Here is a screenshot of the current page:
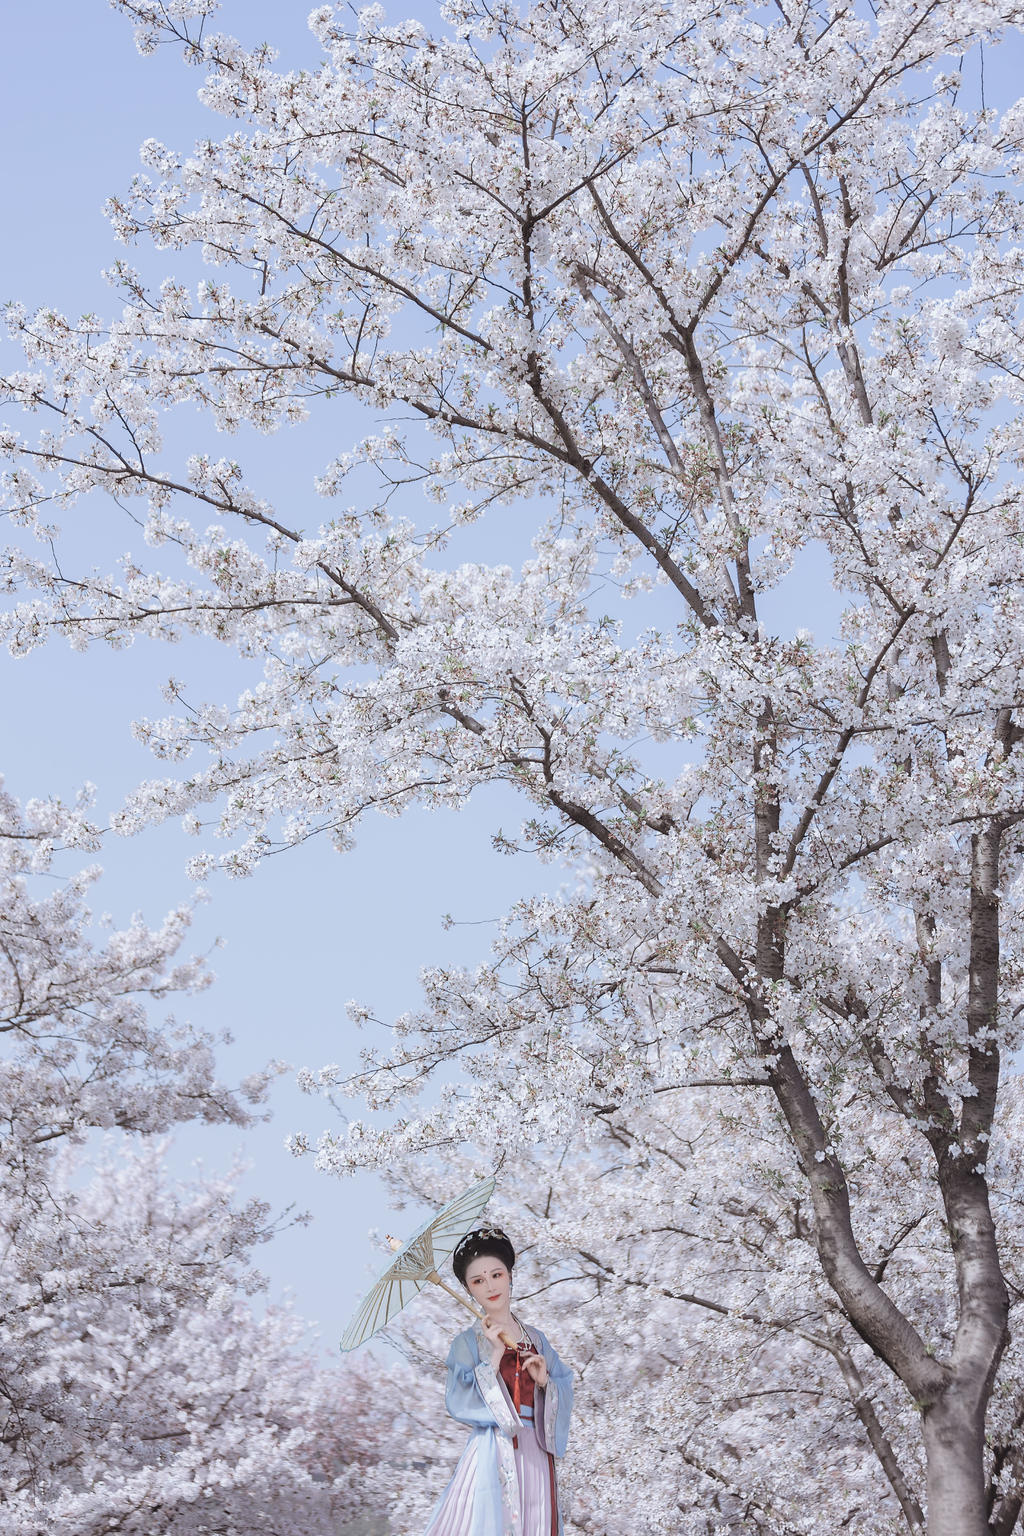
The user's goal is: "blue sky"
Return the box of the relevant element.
[0,0,543,1353]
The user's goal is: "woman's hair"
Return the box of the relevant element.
[452,1224,516,1286]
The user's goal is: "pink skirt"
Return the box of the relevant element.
[424,1419,557,1536]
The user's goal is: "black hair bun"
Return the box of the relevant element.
[452,1224,516,1285]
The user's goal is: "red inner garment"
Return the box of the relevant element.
[499,1345,536,1412]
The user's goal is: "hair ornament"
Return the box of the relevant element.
[452,1223,516,1285]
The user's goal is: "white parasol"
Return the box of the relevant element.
[340,1175,515,1351]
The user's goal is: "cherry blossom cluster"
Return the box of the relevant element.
[0,787,414,1531]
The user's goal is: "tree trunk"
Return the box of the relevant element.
[922,1394,988,1536]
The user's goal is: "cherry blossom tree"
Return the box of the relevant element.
[0,777,266,1165]
[0,787,409,1532]
[5,0,1024,1530]
[0,1132,424,1536]
[374,1089,1024,1534]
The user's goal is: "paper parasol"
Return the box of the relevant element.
[340,1175,511,1351]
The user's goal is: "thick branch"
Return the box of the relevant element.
[765,1040,946,1404]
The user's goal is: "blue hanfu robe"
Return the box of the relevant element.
[424,1318,573,1536]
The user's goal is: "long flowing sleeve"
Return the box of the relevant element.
[444,1329,520,1436]
[532,1330,573,1458]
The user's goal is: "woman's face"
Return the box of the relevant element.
[463,1254,511,1314]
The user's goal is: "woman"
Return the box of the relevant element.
[423,1225,572,1536]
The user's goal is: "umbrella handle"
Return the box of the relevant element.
[426,1270,518,1349]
